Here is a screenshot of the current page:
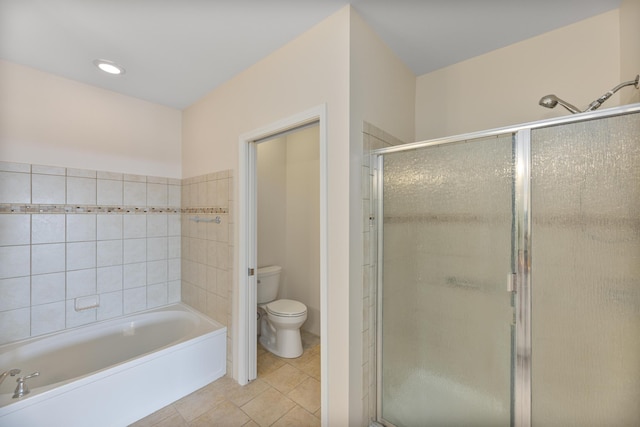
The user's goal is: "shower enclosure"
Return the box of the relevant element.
[372,105,640,427]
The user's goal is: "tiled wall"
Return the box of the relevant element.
[361,122,405,425]
[0,161,181,345]
[180,170,234,375]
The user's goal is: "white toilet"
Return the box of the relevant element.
[257,265,307,358]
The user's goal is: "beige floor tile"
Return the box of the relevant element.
[174,384,226,422]
[261,363,309,394]
[152,412,188,427]
[298,354,320,381]
[257,350,287,377]
[129,405,180,427]
[241,388,296,427]
[242,421,260,427]
[287,377,321,414]
[286,345,320,370]
[189,399,250,427]
[205,376,271,407]
[272,406,320,427]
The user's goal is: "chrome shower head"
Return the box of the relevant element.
[539,75,640,114]
[538,94,581,114]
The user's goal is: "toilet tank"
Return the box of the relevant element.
[257,265,281,304]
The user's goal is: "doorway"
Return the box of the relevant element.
[237,105,328,423]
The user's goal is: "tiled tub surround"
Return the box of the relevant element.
[181,170,234,375]
[0,161,182,345]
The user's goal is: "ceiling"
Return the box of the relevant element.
[0,0,621,110]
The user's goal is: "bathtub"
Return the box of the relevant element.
[0,303,226,427]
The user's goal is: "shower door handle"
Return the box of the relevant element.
[507,273,517,293]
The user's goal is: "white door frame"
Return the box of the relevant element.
[236,104,328,422]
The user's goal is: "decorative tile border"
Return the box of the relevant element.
[182,207,228,214]
[0,204,228,215]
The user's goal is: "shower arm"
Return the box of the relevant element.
[539,75,640,114]
[584,74,640,112]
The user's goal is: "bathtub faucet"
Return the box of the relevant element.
[0,369,20,386]
[13,371,39,398]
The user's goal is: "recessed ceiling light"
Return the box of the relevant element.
[93,59,126,75]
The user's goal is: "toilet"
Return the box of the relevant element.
[257,265,307,358]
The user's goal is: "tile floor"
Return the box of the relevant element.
[131,332,320,427]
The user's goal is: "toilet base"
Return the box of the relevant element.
[259,319,303,358]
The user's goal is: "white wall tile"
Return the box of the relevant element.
[0,276,30,311]
[97,265,123,293]
[124,287,146,314]
[168,185,181,207]
[67,177,96,205]
[97,214,122,240]
[0,161,30,173]
[168,258,181,281]
[31,272,66,305]
[123,262,146,289]
[97,291,123,321]
[168,280,181,303]
[217,178,229,207]
[123,215,146,238]
[31,243,65,275]
[66,241,96,270]
[146,215,167,237]
[32,164,65,175]
[97,179,123,205]
[124,174,146,183]
[147,283,167,308]
[66,299,96,328]
[32,214,65,244]
[0,171,31,204]
[123,238,147,264]
[168,236,181,259]
[31,301,65,336]
[0,308,30,344]
[167,214,181,236]
[97,240,122,267]
[147,183,168,206]
[147,176,167,185]
[32,174,66,204]
[124,181,146,205]
[97,171,123,180]
[66,214,96,242]
[147,237,167,261]
[0,215,30,246]
[66,268,96,298]
[147,260,168,285]
[67,168,96,178]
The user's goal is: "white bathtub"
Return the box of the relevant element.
[0,303,226,427]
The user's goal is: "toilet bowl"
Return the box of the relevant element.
[257,266,308,358]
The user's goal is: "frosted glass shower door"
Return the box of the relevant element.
[379,135,515,427]
[530,113,640,426]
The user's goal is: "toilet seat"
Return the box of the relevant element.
[266,299,307,317]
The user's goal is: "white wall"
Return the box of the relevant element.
[620,0,640,105]
[0,60,182,178]
[182,6,353,424]
[415,10,622,141]
[283,127,320,335]
[257,137,287,270]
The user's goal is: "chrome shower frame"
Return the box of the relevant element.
[371,103,640,427]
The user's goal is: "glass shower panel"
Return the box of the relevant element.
[380,135,514,427]
[531,113,640,426]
